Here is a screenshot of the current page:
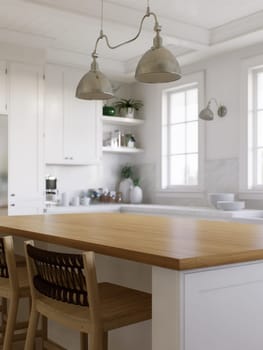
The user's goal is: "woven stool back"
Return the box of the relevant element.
[26,245,88,306]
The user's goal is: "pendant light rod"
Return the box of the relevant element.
[91,3,160,58]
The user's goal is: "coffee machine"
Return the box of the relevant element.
[45,176,58,204]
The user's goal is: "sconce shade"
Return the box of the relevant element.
[76,68,114,100]
[135,46,181,83]
[218,105,227,117]
[199,106,214,121]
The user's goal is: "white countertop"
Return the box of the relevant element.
[44,203,263,223]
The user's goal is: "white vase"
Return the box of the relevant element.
[130,186,143,204]
[121,107,134,118]
[119,178,133,203]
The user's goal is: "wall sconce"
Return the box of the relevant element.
[75,0,182,100]
[199,98,227,121]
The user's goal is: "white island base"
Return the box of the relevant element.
[153,261,263,350]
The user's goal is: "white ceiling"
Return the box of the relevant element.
[109,0,263,29]
[1,0,263,80]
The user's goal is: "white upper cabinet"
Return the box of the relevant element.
[0,61,8,115]
[44,65,102,165]
[8,62,44,215]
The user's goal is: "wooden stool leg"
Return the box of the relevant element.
[80,332,88,350]
[90,329,103,350]
[1,297,7,336]
[25,305,39,350]
[103,332,108,350]
[42,315,48,350]
[3,295,18,350]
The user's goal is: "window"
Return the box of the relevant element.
[161,78,203,191]
[247,67,263,189]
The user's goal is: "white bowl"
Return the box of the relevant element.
[208,193,235,208]
[216,201,245,211]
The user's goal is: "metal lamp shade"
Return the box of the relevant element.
[76,70,114,100]
[199,106,214,121]
[135,46,181,83]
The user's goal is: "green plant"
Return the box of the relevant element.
[121,165,133,179]
[133,178,140,186]
[113,99,143,111]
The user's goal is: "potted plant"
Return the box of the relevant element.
[119,165,134,203]
[113,98,143,118]
[130,178,143,204]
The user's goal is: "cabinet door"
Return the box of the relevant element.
[8,62,44,215]
[44,65,64,164]
[0,61,8,115]
[44,65,102,165]
[64,68,101,164]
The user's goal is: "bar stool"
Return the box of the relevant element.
[24,241,152,350]
[0,236,46,349]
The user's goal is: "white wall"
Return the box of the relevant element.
[132,42,263,207]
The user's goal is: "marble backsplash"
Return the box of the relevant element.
[140,158,244,207]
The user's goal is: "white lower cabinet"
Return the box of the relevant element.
[184,263,263,350]
[44,64,102,165]
[153,263,263,350]
[8,62,44,215]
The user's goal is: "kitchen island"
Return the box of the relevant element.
[1,212,263,350]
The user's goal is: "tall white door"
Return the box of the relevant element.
[8,62,44,215]
[0,61,8,115]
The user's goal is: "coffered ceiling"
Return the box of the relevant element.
[1,0,263,80]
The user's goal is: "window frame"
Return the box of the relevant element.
[159,71,205,194]
[240,56,263,198]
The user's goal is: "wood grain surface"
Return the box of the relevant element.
[0,213,263,270]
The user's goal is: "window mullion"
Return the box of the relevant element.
[253,71,258,187]
[167,94,171,187]
[184,91,187,184]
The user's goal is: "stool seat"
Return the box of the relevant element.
[35,282,151,333]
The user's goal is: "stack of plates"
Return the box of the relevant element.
[208,193,245,211]
[216,201,245,211]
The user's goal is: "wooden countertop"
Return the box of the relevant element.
[1,213,263,270]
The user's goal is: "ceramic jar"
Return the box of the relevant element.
[119,178,133,203]
[130,185,143,204]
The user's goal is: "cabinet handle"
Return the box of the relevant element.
[10,204,15,207]
[10,194,15,197]
[64,157,68,160]
[70,157,73,160]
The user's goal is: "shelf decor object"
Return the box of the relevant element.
[103,105,116,116]
[199,98,227,121]
[75,0,182,100]
[113,99,143,118]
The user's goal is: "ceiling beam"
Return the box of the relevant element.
[22,0,210,50]
[211,10,263,44]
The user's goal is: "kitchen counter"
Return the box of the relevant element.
[1,212,263,270]
[1,213,263,349]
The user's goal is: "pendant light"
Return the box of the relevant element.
[76,0,182,100]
